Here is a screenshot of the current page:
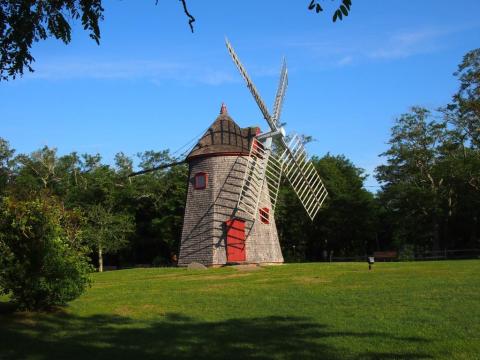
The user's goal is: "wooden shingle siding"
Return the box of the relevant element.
[178,113,284,267]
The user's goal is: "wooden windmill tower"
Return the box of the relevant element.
[132,39,328,267]
[177,39,328,266]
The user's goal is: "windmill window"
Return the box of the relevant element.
[194,172,208,190]
[259,207,270,224]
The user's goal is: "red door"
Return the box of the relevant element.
[225,219,246,262]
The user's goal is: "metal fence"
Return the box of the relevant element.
[413,248,480,261]
[330,249,480,262]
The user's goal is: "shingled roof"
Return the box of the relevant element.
[186,105,259,161]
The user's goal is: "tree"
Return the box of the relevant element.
[0,137,14,196]
[129,150,188,265]
[0,196,91,310]
[445,48,480,149]
[276,153,376,261]
[64,154,135,271]
[0,0,352,81]
[0,0,103,80]
[376,107,446,252]
[438,48,480,249]
[84,204,134,272]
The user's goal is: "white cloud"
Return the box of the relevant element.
[25,58,240,86]
[285,25,470,68]
[337,55,353,66]
[368,28,450,60]
[30,59,181,79]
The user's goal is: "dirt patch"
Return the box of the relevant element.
[198,273,252,281]
[142,304,156,310]
[233,264,263,272]
[293,276,331,285]
[114,305,135,317]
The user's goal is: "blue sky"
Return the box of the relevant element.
[1,0,479,190]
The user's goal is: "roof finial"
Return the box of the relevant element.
[220,102,228,115]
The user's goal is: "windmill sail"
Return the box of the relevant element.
[225,38,278,132]
[237,138,282,220]
[280,135,328,220]
[272,58,288,126]
[226,38,328,222]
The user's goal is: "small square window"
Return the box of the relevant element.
[194,172,207,190]
[259,207,270,224]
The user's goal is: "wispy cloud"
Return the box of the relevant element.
[286,25,470,68]
[368,28,451,60]
[25,58,240,86]
[336,55,353,67]
[30,59,182,79]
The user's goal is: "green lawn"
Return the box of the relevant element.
[1,261,479,359]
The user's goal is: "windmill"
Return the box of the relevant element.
[132,39,328,267]
[225,38,328,224]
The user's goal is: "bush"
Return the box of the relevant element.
[398,244,416,261]
[0,197,92,310]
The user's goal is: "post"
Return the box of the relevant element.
[368,256,374,270]
[98,247,103,273]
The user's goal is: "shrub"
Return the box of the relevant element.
[0,197,92,311]
[398,244,416,261]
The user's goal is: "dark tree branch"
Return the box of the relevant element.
[179,0,195,33]
[128,160,186,177]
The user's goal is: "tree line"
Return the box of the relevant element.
[0,48,478,310]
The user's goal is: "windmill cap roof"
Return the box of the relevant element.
[186,111,259,160]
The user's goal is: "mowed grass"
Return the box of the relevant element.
[1,261,479,359]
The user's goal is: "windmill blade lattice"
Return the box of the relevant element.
[226,38,328,222]
[272,58,288,126]
[225,38,278,131]
[237,138,283,220]
[280,135,328,220]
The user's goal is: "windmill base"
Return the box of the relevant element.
[178,155,284,267]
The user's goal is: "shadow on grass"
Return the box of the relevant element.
[0,301,432,360]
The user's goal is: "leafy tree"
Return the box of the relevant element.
[84,204,134,272]
[438,48,480,249]
[0,196,91,310]
[0,0,103,80]
[129,150,187,265]
[445,48,480,149]
[276,153,376,260]
[376,107,446,251]
[0,137,14,196]
[311,154,377,258]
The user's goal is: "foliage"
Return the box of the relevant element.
[398,244,415,261]
[0,0,104,80]
[128,150,188,265]
[0,197,92,310]
[276,154,377,259]
[376,49,480,252]
[0,138,14,195]
[376,108,446,251]
[308,0,352,22]
[84,204,134,272]
[2,143,188,270]
[446,48,480,148]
